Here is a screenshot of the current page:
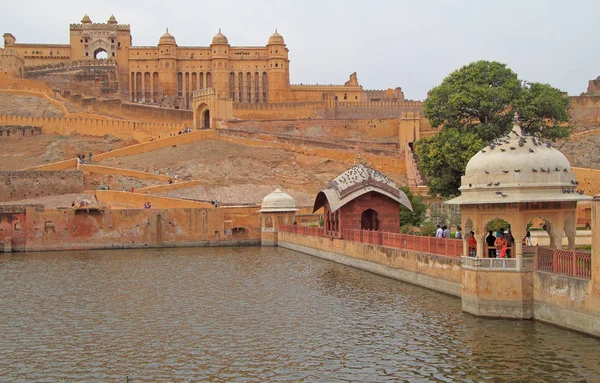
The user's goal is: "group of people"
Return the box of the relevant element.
[77,153,92,164]
[178,127,193,134]
[144,202,152,209]
[483,229,514,258]
[435,225,462,239]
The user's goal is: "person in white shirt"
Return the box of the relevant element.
[436,225,443,238]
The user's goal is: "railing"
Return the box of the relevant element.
[536,247,592,279]
[462,256,534,272]
[280,225,327,237]
[279,225,463,257]
[343,229,463,257]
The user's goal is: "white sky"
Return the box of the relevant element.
[2,0,599,100]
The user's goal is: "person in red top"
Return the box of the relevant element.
[468,231,477,257]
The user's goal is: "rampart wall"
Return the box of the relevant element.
[0,114,186,142]
[232,101,328,120]
[94,190,215,209]
[0,126,41,140]
[336,101,423,119]
[223,117,400,140]
[0,170,83,201]
[570,95,600,128]
[87,98,194,124]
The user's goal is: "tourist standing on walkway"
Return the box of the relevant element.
[442,225,451,239]
[495,234,508,258]
[468,232,477,257]
[525,230,532,246]
[436,225,443,238]
[455,227,462,239]
[486,230,496,258]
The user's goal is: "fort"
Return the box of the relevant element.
[0,15,600,339]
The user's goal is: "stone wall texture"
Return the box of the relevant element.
[0,170,84,202]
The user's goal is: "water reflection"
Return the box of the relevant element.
[0,247,598,382]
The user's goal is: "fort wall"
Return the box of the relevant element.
[570,95,600,128]
[0,170,84,201]
[0,125,41,140]
[95,190,215,209]
[87,98,194,124]
[336,101,423,119]
[232,101,327,120]
[223,117,400,140]
[0,114,186,142]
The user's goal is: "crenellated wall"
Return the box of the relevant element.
[0,114,186,141]
[336,101,423,119]
[0,170,84,201]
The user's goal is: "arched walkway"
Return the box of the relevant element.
[361,209,379,231]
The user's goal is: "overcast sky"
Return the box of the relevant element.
[2,0,599,100]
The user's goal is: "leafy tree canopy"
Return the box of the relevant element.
[399,186,427,229]
[417,60,572,197]
[415,129,485,197]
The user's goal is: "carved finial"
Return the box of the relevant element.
[219,28,221,33]
[275,28,278,33]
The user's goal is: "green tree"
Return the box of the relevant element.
[417,60,571,197]
[415,128,484,197]
[399,186,426,230]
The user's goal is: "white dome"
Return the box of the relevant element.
[259,188,298,212]
[448,118,591,205]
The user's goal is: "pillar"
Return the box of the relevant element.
[150,73,154,104]
[258,74,263,103]
[141,73,146,103]
[129,72,133,102]
[182,73,187,109]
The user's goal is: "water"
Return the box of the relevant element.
[0,247,599,383]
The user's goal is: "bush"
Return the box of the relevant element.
[420,222,437,237]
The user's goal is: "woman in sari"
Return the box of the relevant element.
[494,234,508,258]
[468,231,477,257]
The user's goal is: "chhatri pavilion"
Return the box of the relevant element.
[447,115,592,259]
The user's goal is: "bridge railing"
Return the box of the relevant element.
[279,225,463,257]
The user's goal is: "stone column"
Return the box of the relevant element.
[188,73,193,109]
[141,73,146,103]
[129,72,133,102]
[133,72,137,102]
[258,75,263,103]
[564,211,576,250]
[150,73,154,104]
[182,73,187,109]
[476,230,485,258]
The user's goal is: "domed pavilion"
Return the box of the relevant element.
[447,115,592,258]
[313,163,412,236]
[259,188,298,246]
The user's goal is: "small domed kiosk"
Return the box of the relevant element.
[259,188,298,246]
[446,115,592,319]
